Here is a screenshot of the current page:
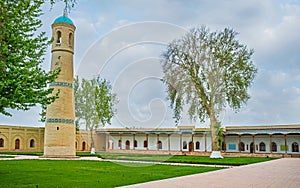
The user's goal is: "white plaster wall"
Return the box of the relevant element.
[254,135,270,153]
[205,135,212,152]
[108,134,118,150]
[287,135,300,154]
[225,136,238,152]
[122,135,134,150]
[271,135,284,153]
[241,136,252,152]
[181,134,192,151]
[193,135,202,151]
[170,134,180,151]
[134,134,146,150]
[148,134,157,150]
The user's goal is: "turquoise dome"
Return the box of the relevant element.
[53,16,74,25]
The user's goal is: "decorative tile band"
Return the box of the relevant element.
[46,118,74,125]
[49,82,73,88]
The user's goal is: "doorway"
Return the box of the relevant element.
[250,142,254,153]
[15,139,20,150]
[189,141,194,152]
[125,140,130,150]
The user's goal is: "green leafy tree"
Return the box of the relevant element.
[0,0,77,117]
[161,26,257,157]
[0,0,60,116]
[75,76,117,153]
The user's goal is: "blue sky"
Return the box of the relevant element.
[1,0,300,128]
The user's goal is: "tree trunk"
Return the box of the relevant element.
[90,128,95,154]
[209,114,220,151]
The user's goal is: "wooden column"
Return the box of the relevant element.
[133,134,135,150]
[252,134,255,153]
[146,134,148,150]
[120,133,122,150]
[180,134,182,152]
[204,133,207,152]
[270,134,272,154]
[284,134,287,154]
[239,134,241,152]
[191,134,194,152]
[168,134,170,152]
[157,134,159,150]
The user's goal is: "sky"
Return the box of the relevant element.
[1,0,300,129]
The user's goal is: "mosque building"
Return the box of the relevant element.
[0,14,299,157]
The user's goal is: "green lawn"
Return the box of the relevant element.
[0,151,277,166]
[0,156,14,158]
[166,155,276,165]
[0,152,43,156]
[0,160,222,188]
[95,152,277,166]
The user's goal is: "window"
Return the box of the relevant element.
[259,142,266,151]
[134,140,138,147]
[30,139,35,148]
[56,31,62,43]
[239,142,245,151]
[125,140,130,150]
[183,141,187,149]
[82,141,86,151]
[228,144,236,150]
[69,32,73,46]
[271,142,277,152]
[195,141,200,150]
[292,142,299,152]
[15,139,20,149]
[157,141,162,150]
[144,140,148,148]
[0,138,4,147]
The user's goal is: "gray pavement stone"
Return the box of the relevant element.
[120,158,300,188]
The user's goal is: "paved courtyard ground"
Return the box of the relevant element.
[120,158,300,188]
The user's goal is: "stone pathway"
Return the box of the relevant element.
[120,158,300,188]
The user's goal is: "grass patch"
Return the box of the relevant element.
[0,152,43,156]
[0,156,14,158]
[0,160,222,187]
[0,151,277,166]
[98,152,171,162]
[97,152,277,166]
[166,155,276,166]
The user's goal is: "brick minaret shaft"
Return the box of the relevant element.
[44,16,76,157]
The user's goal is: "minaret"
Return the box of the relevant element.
[43,13,76,157]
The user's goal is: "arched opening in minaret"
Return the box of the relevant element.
[69,32,73,47]
[56,31,62,43]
